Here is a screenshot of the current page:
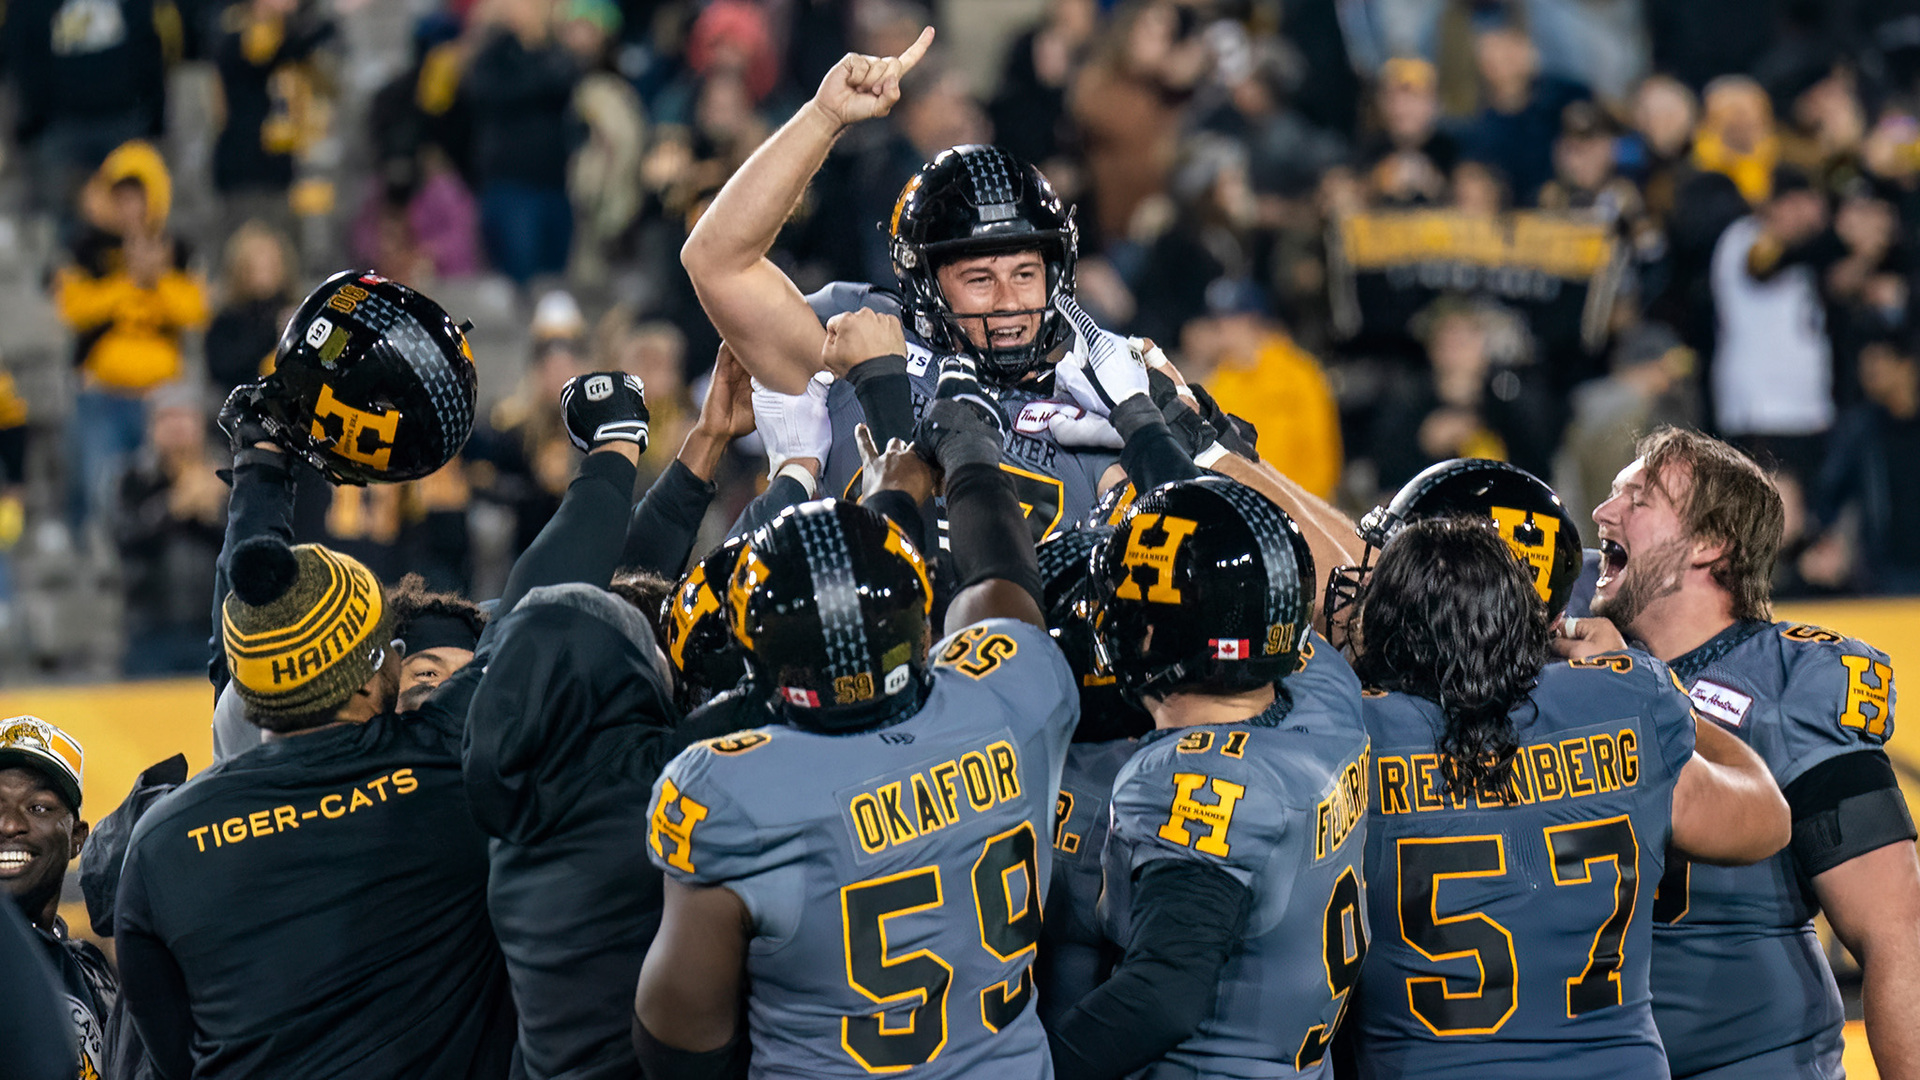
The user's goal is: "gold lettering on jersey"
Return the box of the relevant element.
[842,739,1024,856]
[1841,655,1895,738]
[311,383,400,470]
[1487,505,1559,601]
[1158,773,1246,857]
[1562,739,1597,796]
[1315,751,1370,861]
[649,777,709,873]
[1378,757,1412,815]
[1781,623,1845,644]
[911,773,947,834]
[1375,726,1643,815]
[184,768,420,852]
[850,795,888,854]
[1176,730,1214,754]
[1115,513,1201,604]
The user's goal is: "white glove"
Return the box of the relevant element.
[1045,404,1125,449]
[1053,293,1149,417]
[752,373,834,482]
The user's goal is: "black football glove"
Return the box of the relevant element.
[912,354,1007,471]
[561,372,650,453]
[217,382,292,468]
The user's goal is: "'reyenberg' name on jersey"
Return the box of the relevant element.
[1376,721,1642,815]
[184,768,421,852]
[839,733,1024,859]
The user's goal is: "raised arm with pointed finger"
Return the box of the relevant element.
[680,27,934,395]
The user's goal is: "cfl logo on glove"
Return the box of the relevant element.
[585,375,614,401]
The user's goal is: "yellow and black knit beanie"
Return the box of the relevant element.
[222,538,393,724]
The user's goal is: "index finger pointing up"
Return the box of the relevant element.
[897,26,935,71]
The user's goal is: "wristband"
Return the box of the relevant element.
[774,461,819,498]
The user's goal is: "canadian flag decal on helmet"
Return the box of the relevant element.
[1211,639,1250,660]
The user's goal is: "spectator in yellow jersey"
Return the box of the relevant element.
[0,363,25,619]
[1177,280,1342,499]
[53,140,208,532]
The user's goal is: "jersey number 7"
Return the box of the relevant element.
[839,823,1042,1072]
[1398,816,1639,1035]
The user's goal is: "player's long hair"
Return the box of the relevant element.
[1353,515,1552,797]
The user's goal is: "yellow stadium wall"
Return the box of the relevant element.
[3,598,1917,1075]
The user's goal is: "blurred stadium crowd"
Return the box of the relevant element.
[4,0,1920,680]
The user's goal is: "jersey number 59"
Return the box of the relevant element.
[839,823,1042,1072]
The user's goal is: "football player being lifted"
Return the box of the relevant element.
[1048,476,1370,1080]
[1347,514,1786,1079]
[677,26,1359,575]
[1579,428,1920,1080]
[634,358,1079,1078]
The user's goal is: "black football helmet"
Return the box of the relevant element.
[1090,480,1137,528]
[889,144,1078,381]
[664,536,751,707]
[1089,477,1313,699]
[727,500,934,731]
[1037,525,1151,742]
[254,270,477,484]
[1324,459,1582,645]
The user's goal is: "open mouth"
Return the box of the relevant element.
[987,323,1030,348]
[0,850,35,875]
[1597,538,1629,589]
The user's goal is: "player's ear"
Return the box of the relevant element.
[1689,534,1729,571]
[69,818,89,858]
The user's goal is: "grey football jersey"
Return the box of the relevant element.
[1651,619,1897,1079]
[1099,664,1371,1079]
[647,618,1078,1079]
[1039,737,1134,1028]
[807,281,1119,543]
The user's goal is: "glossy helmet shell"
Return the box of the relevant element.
[1090,476,1313,698]
[664,535,752,703]
[262,270,477,484]
[1348,458,1582,617]
[1037,524,1150,741]
[726,500,934,730]
[889,144,1078,381]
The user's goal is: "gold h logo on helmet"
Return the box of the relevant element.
[1116,513,1200,604]
[670,565,722,669]
[1486,505,1559,602]
[311,384,401,471]
[728,544,771,650]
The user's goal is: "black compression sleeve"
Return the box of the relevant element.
[847,354,915,445]
[1110,395,1202,491]
[622,459,718,575]
[1049,859,1251,1080]
[861,489,928,552]
[943,462,1043,605]
[493,450,637,628]
[631,1013,747,1080]
[209,450,298,692]
[1785,750,1918,876]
